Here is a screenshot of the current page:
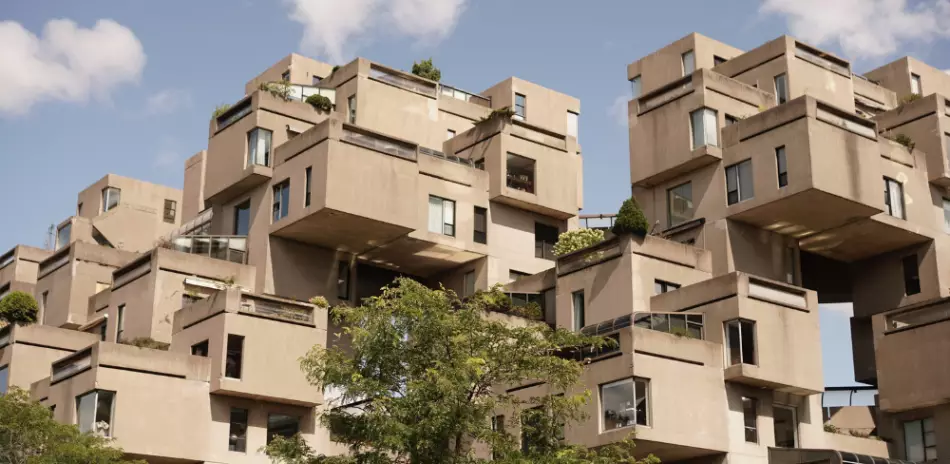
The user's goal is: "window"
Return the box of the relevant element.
[944,198,950,233]
[312,75,321,85]
[474,206,487,244]
[77,202,83,216]
[682,50,695,75]
[247,128,273,167]
[229,408,248,452]
[233,201,251,235]
[630,75,642,99]
[534,223,559,260]
[281,70,290,81]
[491,415,505,460]
[600,378,649,430]
[742,397,758,443]
[98,322,107,342]
[690,107,718,149]
[903,417,937,462]
[885,177,905,219]
[116,304,125,342]
[446,129,456,140]
[514,93,526,120]
[945,133,950,170]
[903,254,921,295]
[774,73,788,104]
[773,405,798,448]
[267,414,300,444]
[0,366,8,395]
[272,181,290,222]
[56,223,71,250]
[572,290,585,332]
[101,187,121,213]
[714,55,727,66]
[348,95,357,123]
[40,291,48,325]
[225,334,244,379]
[506,153,535,194]
[654,280,681,295]
[428,196,456,236]
[725,114,739,126]
[463,271,475,297]
[911,73,922,96]
[567,111,579,138]
[776,146,788,187]
[337,261,350,300]
[191,340,209,357]
[305,167,312,207]
[725,319,756,365]
[163,200,177,223]
[509,270,529,282]
[785,247,797,284]
[725,160,754,205]
[667,182,693,227]
[76,390,115,436]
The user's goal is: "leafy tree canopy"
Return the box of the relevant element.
[411,58,441,82]
[553,229,605,257]
[0,291,38,326]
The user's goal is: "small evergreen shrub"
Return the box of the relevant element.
[411,58,441,81]
[309,296,329,308]
[612,198,649,237]
[552,229,605,257]
[212,103,231,119]
[305,94,332,112]
[120,337,170,351]
[0,291,38,325]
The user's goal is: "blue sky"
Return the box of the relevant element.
[2,0,949,387]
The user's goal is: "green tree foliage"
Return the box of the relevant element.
[211,103,231,119]
[306,94,333,112]
[552,229,605,257]
[264,278,658,464]
[411,58,441,82]
[612,198,649,237]
[0,387,145,464]
[0,291,38,326]
[120,337,170,351]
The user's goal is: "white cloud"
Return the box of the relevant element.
[0,19,146,116]
[607,93,632,128]
[286,0,467,63]
[145,89,192,115]
[761,0,950,60]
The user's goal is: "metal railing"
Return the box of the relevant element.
[418,147,483,169]
[239,296,314,324]
[368,66,438,98]
[167,236,247,264]
[439,84,491,107]
[342,128,417,161]
[558,333,621,362]
[285,84,336,105]
[634,312,704,339]
[579,214,617,230]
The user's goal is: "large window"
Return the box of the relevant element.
[774,405,798,448]
[567,111,579,138]
[514,93,526,121]
[229,408,248,452]
[726,160,754,205]
[337,261,350,300]
[725,319,756,365]
[102,187,121,213]
[903,254,921,295]
[116,304,125,342]
[56,223,71,250]
[742,397,758,443]
[474,206,487,244]
[774,73,788,104]
[463,271,476,297]
[535,223,559,260]
[506,153,535,194]
[667,182,693,227]
[682,50,695,75]
[272,181,290,222]
[654,280,680,295]
[630,75,642,99]
[348,95,357,123]
[163,199,177,223]
[247,128,273,167]
[776,146,788,187]
[76,390,115,436]
[225,334,244,379]
[903,417,937,462]
[690,108,718,149]
[234,200,251,235]
[0,366,8,395]
[600,378,649,430]
[911,73,922,96]
[885,177,905,219]
[305,167,312,207]
[571,290,585,332]
[428,196,456,236]
[267,414,300,444]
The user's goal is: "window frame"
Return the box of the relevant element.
[56,223,72,250]
[348,95,357,123]
[567,110,579,138]
[337,261,350,300]
[776,146,788,187]
[267,413,301,445]
[247,128,273,168]
[101,187,121,213]
[116,304,125,342]
[773,404,799,448]
[943,198,950,233]
[742,396,758,443]
[191,340,209,357]
[272,181,290,223]
[682,50,695,75]
[690,107,719,149]
[725,159,754,205]
[724,318,757,366]
[428,195,456,237]
[534,222,559,260]
[666,181,693,227]
[571,290,585,332]
[229,407,249,452]
[725,114,738,126]
[599,377,650,431]
[225,334,244,379]
[305,167,312,207]
[0,365,8,395]
[514,93,527,121]
[75,389,116,436]
[473,206,487,244]
[654,280,681,295]
[506,152,536,194]
[774,73,789,104]
[902,254,921,296]
[714,55,728,66]
[884,176,905,219]
[233,200,251,236]
[903,417,937,461]
[911,73,922,96]
[163,199,177,224]
[630,75,642,99]
[463,270,476,297]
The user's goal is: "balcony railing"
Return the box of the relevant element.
[239,296,314,324]
[368,66,438,98]
[794,42,850,76]
[638,76,694,113]
[172,208,213,237]
[51,348,93,383]
[342,127,417,161]
[419,147,483,169]
[215,97,252,132]
[581,315,632,336]
[558,333,622,362]
[167,236,247,264]
[556,238,623,276]
[439,84,491,108]
[634,312,705,339]
[285,84,336,105]
[885,303,950,332]
[579,214,617,230]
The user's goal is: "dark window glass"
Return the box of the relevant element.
[273,181,290,222]
[225,334,244,379]
[726,319,756,365]
[191,340,209,357]
[163,199,177,223]
[267,414,300,444]
[305,167,312,207]
[743,397,758,443]
[474,206,487,244]
[229,408,248,452]
[233,201,251,236]
[337,261,350,300]
[903,254,921,295]
[776,146,788,187]
[535,223,559,260]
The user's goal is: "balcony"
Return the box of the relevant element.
[875,94,950,187]
[0,245,50,297]
[165,235,248,264]
[0,324,98,391]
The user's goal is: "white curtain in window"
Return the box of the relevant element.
[682,51,695,75]
[77,392,96,433]
[703,108,718,147]
[738,160,754,201]
[888,179,904,218]
[428,196,442,233]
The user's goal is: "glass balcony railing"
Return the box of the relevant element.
[167,236,247,264]
[368,66,437,98]
[51,348,93,383]
[439,84,491,108]
[342,128,417,161]
[285,84,336,105]
[239,296,314,324]
[634,312,705,339]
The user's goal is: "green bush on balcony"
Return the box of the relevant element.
[612,197,649,237]
[305,94,332,112]
[120,337,170,351]
[260,81,293,100]
[0,291,38,326]
[411,58,441,82]
[552,228,605,257]
[309,296,329,309]
[211,103,231,119]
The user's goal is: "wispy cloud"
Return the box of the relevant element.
[761,0,950,60]
[0,19,146,116]
[152,138,183,169]
[607,92,632,128]
[145,89,192,115]
[286,0,468,63]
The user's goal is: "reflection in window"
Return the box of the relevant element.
[56,223,71,250]
[903,417,937,461]
[267,414,300,444]
[726,160,754,205]
[428,196,456,236]
[102,187,121,213]
[247,128,273,167]
[514,93,526,121]
[506,153,535,194]
[725,319,756,365]
[229,408,248,452]
[600,377,649,430]
[76,390,115,436]
[667,182,692,227]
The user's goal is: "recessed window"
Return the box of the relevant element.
[726,160,754,205]
[0,366,8,395]
[654,280,681,295]
[725,114,739,126]
[446,129,456,140]
[281,70,290,82]
[272,181,290,222]
[76,390,115,436]
[267,414,300,444]
[506,153,535,194]
[774,73,789,104]
[690,107,718,149]
[567,111,579,138]
[520,406,561,453]
[347,95,357,123]
[630,75,642,99]
[225,334,244,379]
[337,261,350,300]
[233,200,251,236]
[56,223,71,250]
[77,202,83,216]
[903,254,921,295]
[229,408,249,452]
[534,223,559,260]
[884,177,905,219]
[572,290,585,332]
[903,417,937,461]
[40,291,48,325]
[682,50,695,75]
[474,206,487,244]
[773,405,798,448]
[776,146,788,187]
[305,167,312,207]
[116,304,125,342]
[191,340,209,357]
[742,397,758,443]
[714,55,727,66]
[102,187,121,213]
[163,199,177,223]
[725,319,756,365]
[667,182,693,227]
[600,377,649,430]
[911,73,922,96]
[491,415,505,460]
[514,93,526,121]
[463,271,475,297]
[247,128,273,167]
[427,196,456,236]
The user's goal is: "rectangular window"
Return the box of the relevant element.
[491,415,505,460]
[630,75,642,99]
[229,408,248,452]
[56,223,71,250]
[572,290,585,332]
[281,70,290,81]
[600,377,649,430]
[77,203,83,216]
[247,128,273,167]
[667,182,693,227]
[348,95,356,123]
[682,50,695,75]
[567,111,579,138]
[514,93,526,120]
[233,200,251,236]
[474,206,487,244]
[725,114,738,126]
[225,334,244,379]
[725,319,756,365]
[944,133,950,170]
[191,340,209,357]
[76,390,115,436]
[337,261,350,300]
[272,181,290,222]
[774,405,798,448]
[98,322,107,342]
[690,108,718,149]
[903,254,921,295]
[446,129,456,140]
[116,304,125,342]
[714,55,727,66]
[427,196,456,236]
[943,198,950,233]
[463,271,476,297]
[40,291,48,325]
[506,153,535,194]
[903,417,937,461]
[774,73,789,104]
[911,73,922,95]
[885,177,905,219]
[654,280,681,295]
[743,397,758,443]
[726,159,754,205]
[267,414,300,444]
[534,223,559,260]
[776,146,788,187]
[312,75,321,85]
[0,366,8,395]
[305,167,312,207]
[785,247,797,284]
[102,187,121,213]
[163,200,177,223]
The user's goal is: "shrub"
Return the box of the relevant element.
[612,198,649,237]
[552,229,605,257]
[260,81,293,100]
[411,58,441,82]
[824,423,840,433]
[477,106,516,124]
[0,291,38,326]
[900,93,922,105]
[120,337,170,351]
[211,103,231,119]
[305,94,332,112]
[309,296,329,308]
[894,133,915,152]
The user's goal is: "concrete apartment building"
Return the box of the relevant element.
[0,31,948,464]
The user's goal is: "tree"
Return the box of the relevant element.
[264,278,658,464]
[411,58,441,82]
[0,291,38,326]
[612,198,649,237]
[0,387,146,464]
[552,229,605,257]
